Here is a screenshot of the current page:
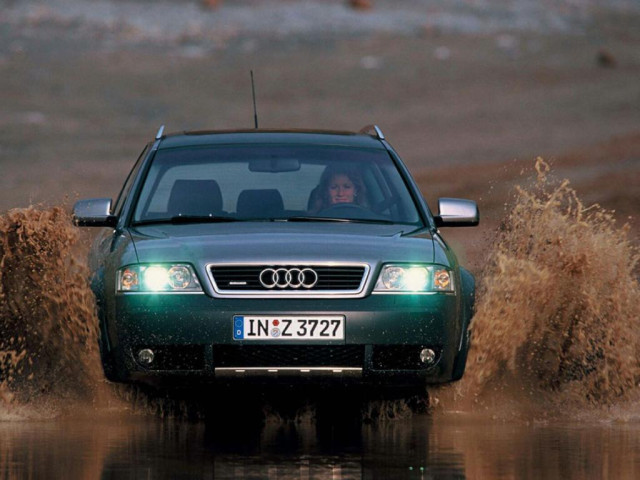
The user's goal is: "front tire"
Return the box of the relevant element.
[451,267,475,381]
[98,335,120,382]
[451,329,471,381]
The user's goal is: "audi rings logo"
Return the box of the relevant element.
[259,267,318,289]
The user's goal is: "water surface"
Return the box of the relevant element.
[2,412,639,479]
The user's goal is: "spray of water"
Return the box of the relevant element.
[450,158,640,412]
[0,206,103,415]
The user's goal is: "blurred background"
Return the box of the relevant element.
[1,1,639,270]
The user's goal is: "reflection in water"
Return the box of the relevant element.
[1,413,640,479]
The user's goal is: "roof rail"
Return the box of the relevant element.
[358,124,385,140]
[155,125,165,140]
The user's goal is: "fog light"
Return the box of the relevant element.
[138,348,155,366]
[419,348,436,366]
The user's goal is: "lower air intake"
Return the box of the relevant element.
[213,345,364,368]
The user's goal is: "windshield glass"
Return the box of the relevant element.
[132,144,423,225]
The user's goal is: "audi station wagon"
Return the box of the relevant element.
[74,125,479,387]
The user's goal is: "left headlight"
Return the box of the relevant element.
[117,264,202,293]
[374,264,455,293]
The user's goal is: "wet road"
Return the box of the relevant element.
[2,411,639,479]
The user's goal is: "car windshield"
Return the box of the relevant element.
[132,144,423,225]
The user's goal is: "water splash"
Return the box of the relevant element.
[0,206,103,415]
[450,158,640,413]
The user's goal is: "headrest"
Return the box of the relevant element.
[237,189,284,218]
[168,179,223,216]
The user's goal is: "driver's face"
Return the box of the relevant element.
[329,174,356,205]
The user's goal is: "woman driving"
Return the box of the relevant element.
[309,166,368,213]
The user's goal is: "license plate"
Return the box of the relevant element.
[233,315,345,340]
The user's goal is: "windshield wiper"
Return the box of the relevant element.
[133,215,396,226]
[133,215,239,226]
[283,216,395,225]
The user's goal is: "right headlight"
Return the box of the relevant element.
[374,264,455,293]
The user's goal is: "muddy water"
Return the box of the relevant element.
[2,413,640,479]
[452,159,640,413]
[0,161,638,478]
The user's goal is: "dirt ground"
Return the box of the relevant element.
[1,1,639,275]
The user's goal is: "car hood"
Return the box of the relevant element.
[128,222,436,266]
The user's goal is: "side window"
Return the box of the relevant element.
[113,145,149,216]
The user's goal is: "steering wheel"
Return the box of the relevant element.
[317,203,370,215]
[373,196,399,214]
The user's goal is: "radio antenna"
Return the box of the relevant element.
[250,70,259,129]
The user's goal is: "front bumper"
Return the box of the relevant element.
[105,292,464,386]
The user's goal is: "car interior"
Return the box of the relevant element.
[167,179,223,217]
[236,189,285,218]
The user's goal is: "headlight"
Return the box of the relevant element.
[374,264,454,293]
[117,264,202,292]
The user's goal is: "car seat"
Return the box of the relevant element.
[167,179,223,217]
[236,189,284,218]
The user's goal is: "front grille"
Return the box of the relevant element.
[213,345,364,368]
[209,265,367,292]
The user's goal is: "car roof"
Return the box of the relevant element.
[157,129,387,150]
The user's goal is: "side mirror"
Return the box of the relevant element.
[73,198,117,227]
[434,198,479,227]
